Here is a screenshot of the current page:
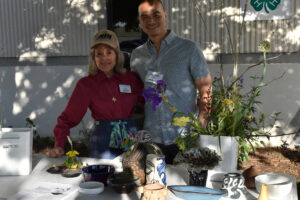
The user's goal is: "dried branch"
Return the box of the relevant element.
[193,0,207,31]
[250,131,300,138]
[230,53,284,88]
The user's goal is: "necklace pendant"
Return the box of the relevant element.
[112,97,117,102]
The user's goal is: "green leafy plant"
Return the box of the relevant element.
[143,41,280,162]
[175,41,280,162]
[63,136,83,169]
[25,117,37,137]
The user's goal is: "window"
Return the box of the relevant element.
[107,0,142,39]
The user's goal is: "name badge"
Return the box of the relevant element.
[145,71,164,84]
[119,84,132,93]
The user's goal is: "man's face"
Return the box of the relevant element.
[138,1,167,39]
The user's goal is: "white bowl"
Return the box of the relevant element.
[79,181,104,195]
[255,173,293,198]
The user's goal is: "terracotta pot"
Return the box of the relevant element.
[242,165,261,189]
[137,183,170,200]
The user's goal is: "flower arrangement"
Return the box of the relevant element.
[143,40,280,162]
[173,147,222,173]
[62,136,83,169]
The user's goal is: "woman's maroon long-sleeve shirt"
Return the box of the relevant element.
[54,70,144,148]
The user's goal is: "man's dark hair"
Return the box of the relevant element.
[138,0,165,10]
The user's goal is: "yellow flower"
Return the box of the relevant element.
[71,164,78,169]
[173,116,190,127]
[222,98,235,112]
[52,164,56,168]
[162,96,168,103]
[123,138,128,145]
[247,115,252,121]
[170,106,177,112]
[66,150,79,157]
[222,99,234,105]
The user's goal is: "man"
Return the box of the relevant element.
[130,0,212,164]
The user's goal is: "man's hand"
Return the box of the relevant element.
[195,74,212,127]
[47,146,64,158]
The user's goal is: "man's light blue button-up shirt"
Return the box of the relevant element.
[130,31,209,145]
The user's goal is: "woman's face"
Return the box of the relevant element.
[94,44,117,77]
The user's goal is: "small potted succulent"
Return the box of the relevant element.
[173,147,222,186]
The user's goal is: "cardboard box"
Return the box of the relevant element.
[0,128,33,175]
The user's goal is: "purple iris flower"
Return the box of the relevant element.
[142,80,167,111]
[142,87,162,111]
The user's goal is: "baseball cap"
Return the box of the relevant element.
[91,30,120,50]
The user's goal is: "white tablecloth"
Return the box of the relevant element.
[0,154,297,200]
[0,154,187,200]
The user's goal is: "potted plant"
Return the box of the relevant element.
[173,147,222,186]
[143,41,280,171]
[61,136,84,177]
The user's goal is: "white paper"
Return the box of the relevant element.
[7,182,78,200]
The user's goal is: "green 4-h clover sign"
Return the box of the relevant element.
[250,0,281,13]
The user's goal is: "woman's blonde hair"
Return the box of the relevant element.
[88,46,125,76]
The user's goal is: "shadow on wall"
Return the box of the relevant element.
[0,65,93,138]
[1,0,104,59]
[289,107,300,141]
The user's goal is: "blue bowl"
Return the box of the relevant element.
[82,165,114,185]
[168,185,227,200]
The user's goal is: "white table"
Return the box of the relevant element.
[0,154,187,200]
[0,154,297,200]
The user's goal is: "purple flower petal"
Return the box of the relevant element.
[157,80,166,92]
[143,87,162,111]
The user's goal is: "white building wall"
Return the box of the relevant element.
[0,0,106,57]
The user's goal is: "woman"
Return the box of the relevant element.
[48,30,144,159]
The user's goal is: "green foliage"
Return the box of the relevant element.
[25,117,37,137]
[281,140,289,149]
[168,41,280,162]
[63,155,83,169]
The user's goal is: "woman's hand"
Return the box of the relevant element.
[48,146,64,158]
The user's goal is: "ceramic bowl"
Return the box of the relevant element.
[255,173,293,198]
[82,165,114,185]
[79,181,104,195]
[168,185,227,200]
[108,172,140,194]
[61,168,81,178]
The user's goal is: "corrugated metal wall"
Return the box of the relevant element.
[0,0,107,57]
[163,0,300,54]
[1,0,299,57]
